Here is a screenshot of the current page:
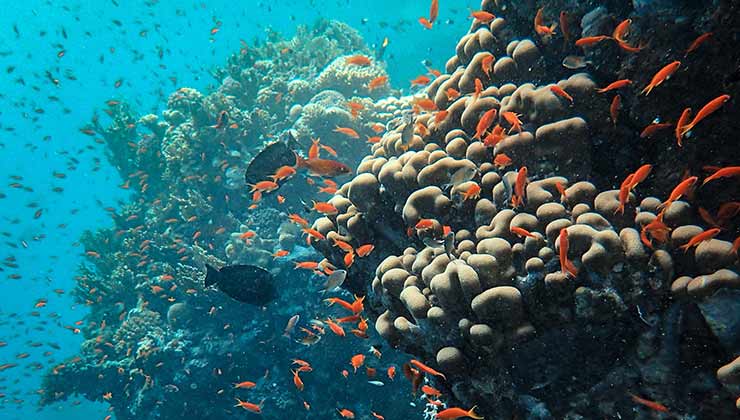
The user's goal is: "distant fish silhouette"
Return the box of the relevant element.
[204,264,276,305]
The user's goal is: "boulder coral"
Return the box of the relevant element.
[310,2,740,418]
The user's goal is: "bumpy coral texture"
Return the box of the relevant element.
[311,4,739,419]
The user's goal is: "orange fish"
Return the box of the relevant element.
[510,226,537,239]
[356,244,375,257]
[295,153,351,178]
[418,17,433,29]
[387,366,396,380]
[371,412,385,420]
[685,32,713,56]
[272,250,289,259]
[345,55,372,66]
[435,406,484,419]
[575,35,611,47]
[234,398,262,414]
[334,126,360,139]
[481,53,494,77]
[295,261,320,270]
[325,318,346,337]
[474,108,498,139]
[501,111,523,133]
[640,122,672,138]
[483,124,505,147]
[409,359,446,380]
[629,393,669,413]
[337,408,355,419]
[559,228,578,278]
[248,180,279,193]
[680,94,730,136]
[368,76,388,91]
[610,94,621,125]
[512,166,528,208]
[702,166,740,185]
[462,183,481,200]
[291,369,304,391]
[641,61,681,95]
[350,354,365,372]
[309,138,321,159]
[470,11,495,23]
[534,7,557,37]
[675,107,693,146]
[446,88,460,101]
[411,75,431,86]
[559,11,571,45]
[597,79,632,93]
[288,214,309,227]
[493,153,512,169]
[661,176,698,209]
[422,385,442,397]
[550,85,573,103]
[270,165,296,182]
[312,201,338,215]
[612,19,631,43]
[434,110,449,124]
[233,381,256,389]
[429,0,439,23]
[344,251,355,268]
[616,173,635,215]
[628,164,653,190]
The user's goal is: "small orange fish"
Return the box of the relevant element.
[685,32,713,56]
[435,406,484,419]
[345,55,372,66]
[680,94,730,136]
[387,366,396,380]
[350,354,365,372]
[610,94,621,125]
[356,244,375,257]
[234,398,262,413]
[597,79,632,93]
[429,0,439,23]
[409,359,446,380]
[512,166,528,208]
[510,226,537,239]
[462,183,481,200]
[493,153,512,169]
[334,126,360,139]
[641,61,681,96]
[675,107,693,146]
[470,11,495,23]
[291,369,304,391]
[550,85,573,103]
[640,122,672,138]
[501,111,523,133]
[418,17,433,29]
[629,393,669,413]
[702,166,740,186]
[325,318,346,337]
[612,19,631,43]
[411,75,431,86]
[422,385,442,397]
[474,108,497,139]
[368,75,389,91]
[434,110,449,124]
[480,53,494,77]
[446,88,460,101]
[233,381,256,389]
[534,7,557,37]
[661,176,698,209]
[559,228,578,278]
[337,408,355,419]
[575,35,611,47]
[272,250,289,259]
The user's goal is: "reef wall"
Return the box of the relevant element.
[310,1,740,418]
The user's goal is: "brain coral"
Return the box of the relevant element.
[310,2,739,418]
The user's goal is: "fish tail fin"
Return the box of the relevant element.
[204,264,219,287]
[294,151,306,168]
[468,406,485,419]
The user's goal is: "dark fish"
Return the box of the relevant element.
[204,264,276,305]
[244,131,301,185]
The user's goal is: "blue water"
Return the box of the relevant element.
[0,1,476,418]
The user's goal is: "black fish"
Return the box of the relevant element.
[204,264,276,305]
[244,131,301,185]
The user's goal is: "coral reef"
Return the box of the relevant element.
[310,1,740,418]
[40,20,415,420]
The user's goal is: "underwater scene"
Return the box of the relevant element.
[1,0,739,419]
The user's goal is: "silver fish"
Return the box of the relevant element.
[562,55,592,70]
[443,231,455,259]
[367,380,385,386]
[321,269,347,294]
[448,166,478,187]
[401,117,415,145]
[283,314,300,337]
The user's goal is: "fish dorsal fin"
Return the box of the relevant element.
[204,264,220,288]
